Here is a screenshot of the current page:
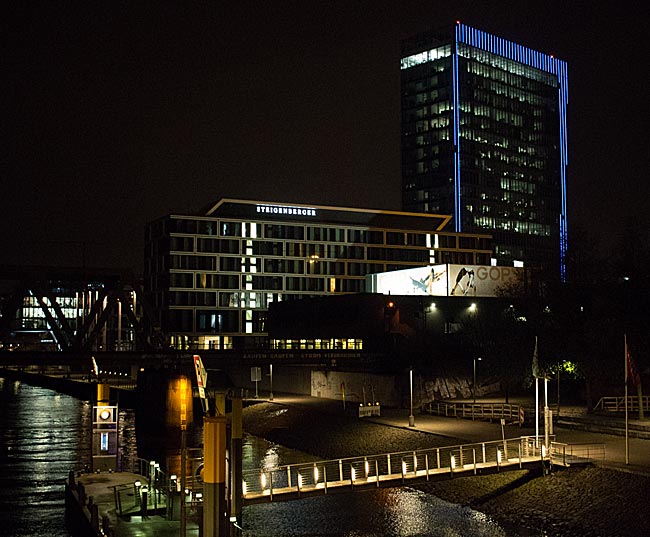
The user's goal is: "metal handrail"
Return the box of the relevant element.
[594,396,650,413]
[423,401,524,423]
[119,456,172,493]
[550,441,605,466]
[242,436,548,498]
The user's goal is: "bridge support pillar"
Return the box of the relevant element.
[230,397,243,536]
[96,382,110,405]
[204,415,227,537]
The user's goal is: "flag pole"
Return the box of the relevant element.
[625,334,629,465]
[535,377,539,449]
[532,336,540,450]
[544,376,549,452]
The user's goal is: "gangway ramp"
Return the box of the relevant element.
[243,436,555,505]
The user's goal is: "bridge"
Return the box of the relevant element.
[240,436,604,505]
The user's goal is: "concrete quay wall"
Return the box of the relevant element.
[65,473,104,537]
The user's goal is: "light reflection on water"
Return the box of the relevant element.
[0,378,90,537]
[242,487,509,537]
[242,432,319,473]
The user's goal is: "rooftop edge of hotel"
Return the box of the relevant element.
[160,197,486,235]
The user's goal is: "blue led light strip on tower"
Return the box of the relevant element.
[455,23,569,279]
[451,32,462,232]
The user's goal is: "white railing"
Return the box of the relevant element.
[550,442,606,466]
[594,396,649,413]
[423,401,524,423]
[242,436,547,500]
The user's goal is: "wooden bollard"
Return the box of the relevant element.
[90,503,99,529]
[68,470,76,490]
[102,515,110,533]
[77,483,86,506]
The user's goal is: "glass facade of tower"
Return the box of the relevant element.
[144,199,492,350]
[401,23,568,277]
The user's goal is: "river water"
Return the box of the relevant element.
[0,378,534,537]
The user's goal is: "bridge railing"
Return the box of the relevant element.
[242,436,547,499]
[93,370,137,390]
[422,401,524,423]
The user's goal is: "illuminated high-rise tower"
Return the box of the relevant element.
[401,23,568,277]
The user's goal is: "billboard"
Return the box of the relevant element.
[369,265,448,296]
[368,264,524,298]
[448,265,524,297]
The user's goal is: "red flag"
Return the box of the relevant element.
[626,339,641,388]
[532,336,541,378]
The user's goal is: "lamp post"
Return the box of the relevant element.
[473,357,482,403]
[422,301,436,332]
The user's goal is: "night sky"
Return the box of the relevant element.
[3,1,649,273]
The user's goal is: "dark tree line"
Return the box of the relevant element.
[456,220,650,408]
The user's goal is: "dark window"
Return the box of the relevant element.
[263,224,304,240]
[252,276,283,291]
[349,229,367,243]
[170,272,194,288]
[219,257,240,272]
[168,309,193,331]
[197,221,217,235]
[252,241,283,256]
[170,237,194,252]
[219,239,240,254]
[367,230,384,244]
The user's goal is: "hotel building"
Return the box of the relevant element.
[144,199,492,350]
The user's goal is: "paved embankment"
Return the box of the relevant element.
[243,398,464,458]
[242,400,650,537]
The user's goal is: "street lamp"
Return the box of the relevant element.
[473,357,482,404]
[422,301,436,331]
